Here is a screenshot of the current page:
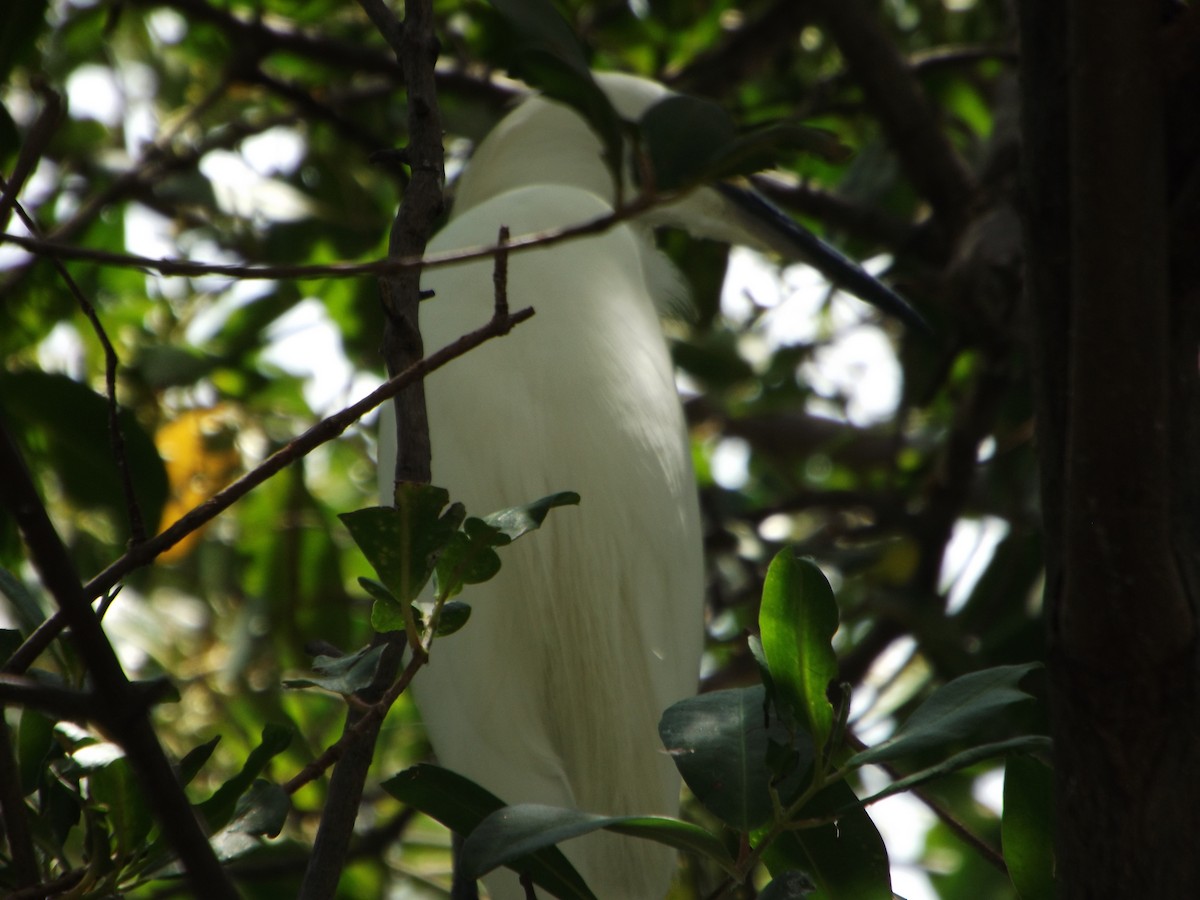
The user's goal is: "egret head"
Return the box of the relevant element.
[450,73,669,216]
[449,72,927,331]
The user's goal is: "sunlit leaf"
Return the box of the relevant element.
[759,551,839,751]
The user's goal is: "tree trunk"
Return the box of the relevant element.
[1019,1,1200,895]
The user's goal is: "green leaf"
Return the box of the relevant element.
[434,526,504,599]
[0,0,49,84]
[178,736,221,787]
[135,344,223,389]
[760,871,817,899]
[435,600,472,637]
[340,484,464,604]
[461,803,736,883]
[483,491,580,541]
[486,0,623,189]
[659,685,812,831]
[210,780,290,862]
[762,780,891,900]
[196,724,293,833]
[436,493,580,599]
[283,644,387,694]
[843,736,1053,813]
[0,370,168,536]
[88,754,153,860]
[18,709,56,794]
[384,764,594,900]
[0,567,45,635]
[1003,754,1057,900]
[848,663,1042,767]
[759,551,839,751]
[640,95,738,192]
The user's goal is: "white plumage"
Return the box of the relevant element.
[380,72,919,899]
[383,74,704,899]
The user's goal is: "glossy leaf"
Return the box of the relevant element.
[761,780,891,900]
[844,735,1053,813]
[340,484,464,604]
[848,663,1042,767]
[460,803,736,883]
[210,780,290,862]
[660,684,812,831]
[196,724,293,833]
[384,764,594,900]
[283,644,387,694]
[759,551,839,751]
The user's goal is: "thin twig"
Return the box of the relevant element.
[0,191,663,282]
[492,226,510,319]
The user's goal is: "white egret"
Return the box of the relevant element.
[379,73,920,899]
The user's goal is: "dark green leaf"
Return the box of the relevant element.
[0,370,168,536]
[434,527,504,598]
[461,803,736,882]
[0,0,49,84]
[640,95,738,192]
[760,871,817,899]
[18,709,56,795]
[178,736,221,787]
[843,736,1052,813]
[482,491,580,542]
[848,663,1042,767]
[659,685,812,831]
[340,484,464,603]
[486,0,623,188]
[436,493,579,598]
[436,600,472,637]
[759,551,839,751]
[210,780,290,862]
[283,644,387,694]
[1003,754,1057,900]
[196,724,293,833]
[0,567,44,634]
[89,754,153,859]
[762,780,891,900]
[384,764,594,900]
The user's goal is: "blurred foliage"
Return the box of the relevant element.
[0,0,1045,897]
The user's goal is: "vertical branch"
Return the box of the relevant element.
[365,0,445,487]
[300,2,444,897]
